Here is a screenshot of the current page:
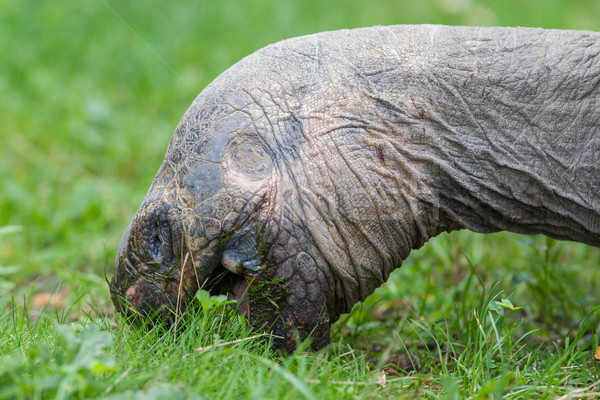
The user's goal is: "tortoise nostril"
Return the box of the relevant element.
[151,233,162,254]
[146,213,176,264]
[148,231,163,261]
[131,201,184,267]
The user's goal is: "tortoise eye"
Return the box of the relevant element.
[224,134,274,181]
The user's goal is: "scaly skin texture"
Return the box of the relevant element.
[111,25,600,352]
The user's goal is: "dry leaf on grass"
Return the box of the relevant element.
[31,290,68,308]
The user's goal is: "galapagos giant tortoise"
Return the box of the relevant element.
[110,25,600,352]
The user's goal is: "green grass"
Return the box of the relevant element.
[2,0,600,398]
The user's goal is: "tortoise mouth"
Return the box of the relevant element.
[111,255,253,324]
[203,264,251,316]
[110,258,186,325]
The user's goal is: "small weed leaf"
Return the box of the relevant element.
[476,373,514,398]
[55,324,117,397]
[440,375,460,399]
[488,302,505,315]
[195,289,235,312]
[490,298,523,315]
[66,324,114,371]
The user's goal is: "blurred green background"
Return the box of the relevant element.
[1,0,599,313]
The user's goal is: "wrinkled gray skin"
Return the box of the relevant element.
[111,25,600,352]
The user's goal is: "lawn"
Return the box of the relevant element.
[1,0,600,398]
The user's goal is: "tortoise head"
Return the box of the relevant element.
[110,88,279,328]
[111,45,334,351]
